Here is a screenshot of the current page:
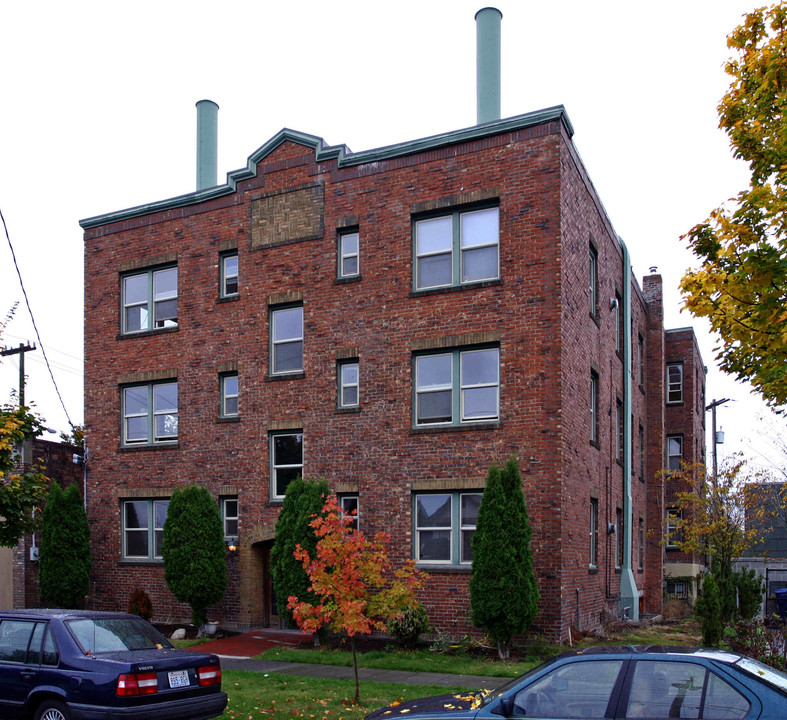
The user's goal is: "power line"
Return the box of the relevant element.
[1,205,75,428]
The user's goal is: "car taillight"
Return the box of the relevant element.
[197,665,221,687]
[116,672,158,696]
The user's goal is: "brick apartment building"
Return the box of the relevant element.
[77,10,705,641]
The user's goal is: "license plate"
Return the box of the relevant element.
[168,670,190,688]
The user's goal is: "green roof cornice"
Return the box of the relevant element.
[79,105,572,230]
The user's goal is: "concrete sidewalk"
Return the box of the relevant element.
[192,628,508,689]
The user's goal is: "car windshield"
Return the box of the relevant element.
[66,618,173,655]
[735,657,787,694]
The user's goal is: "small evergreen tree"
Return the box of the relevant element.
[39,481,91,607]
[734,568,765,621]
[162,486,226,630]
[271,477,330,628]
[695,572,723,646]
[470,456,539,659]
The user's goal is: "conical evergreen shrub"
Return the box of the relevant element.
[39,481,91,608]
[470,456,539,659]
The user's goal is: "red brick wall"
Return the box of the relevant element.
[83,119,683,639]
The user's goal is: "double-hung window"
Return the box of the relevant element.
[414,347,499,426]
[122,266,177,333]
[122,381,178,445]
[338,231,360,278]
[221,253,239,297]
[667,435,683,472]
[414,206,499,290]
[270,431,303,500]
[638,518,645,571]
[339,495,359,530]
[122,499,169,560]
[590,370,599,444]
[665,508,683,548]
[589,244,598,318]
[220,373,239,417]
[414,492,481,565]
[666,363,683,403]
[222,497,238,538]
[338,361,359,408]
[270,305,303,374]
[589,497,599,569]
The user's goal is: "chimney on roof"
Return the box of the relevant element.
[476,7,502,124]
[196,99,219,191]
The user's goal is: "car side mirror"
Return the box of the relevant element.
[492,696,515,717]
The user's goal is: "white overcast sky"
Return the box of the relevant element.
[1,0,781,466]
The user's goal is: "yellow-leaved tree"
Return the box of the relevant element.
[0,308,48,547]
[681,2,787,409]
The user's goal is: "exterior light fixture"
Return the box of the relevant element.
[225,539,238,553]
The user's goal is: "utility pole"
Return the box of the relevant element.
[705,397,730,479]
[0,342,36,406]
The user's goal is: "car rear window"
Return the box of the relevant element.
[66,618,173,655]
[735,657,787,694]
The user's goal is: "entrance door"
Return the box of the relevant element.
[260,541,280,628]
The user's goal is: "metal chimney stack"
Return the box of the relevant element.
[196,99,219,190]
[475,7,502,124]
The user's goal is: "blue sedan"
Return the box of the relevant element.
[0,609,227,720]
[366,646,787,720]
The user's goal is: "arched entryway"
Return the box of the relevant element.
[240,522,280,628]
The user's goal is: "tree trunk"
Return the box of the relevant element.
[497,639,510,660]
[351,635,360,704]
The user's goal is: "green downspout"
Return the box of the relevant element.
[619,239,639,621]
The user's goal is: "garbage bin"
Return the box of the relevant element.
[774,588,787,619]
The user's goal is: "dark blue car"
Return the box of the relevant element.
[366,646,787,720]
[0,609,227,720]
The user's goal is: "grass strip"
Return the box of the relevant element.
[253,646,538,678]
[220,670,479,719]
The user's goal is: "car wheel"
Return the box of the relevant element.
[34,699,70,720]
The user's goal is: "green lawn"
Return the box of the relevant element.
[254,645,538,678]
[252,617,701,679]
[220,671,476,720]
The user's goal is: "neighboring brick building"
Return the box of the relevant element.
[77,10,705,642]
[663,329,708,602]
[7,439,84,609]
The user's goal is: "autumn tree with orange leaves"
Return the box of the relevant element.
[681,2,787,410]
[288,495,427,704]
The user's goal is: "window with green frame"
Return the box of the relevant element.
[414,347,499,426]
[413,491,481,565]
[414,206,499,290]
[122,499,169,560]
[121,381,178,445]
[121,266,177,334]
